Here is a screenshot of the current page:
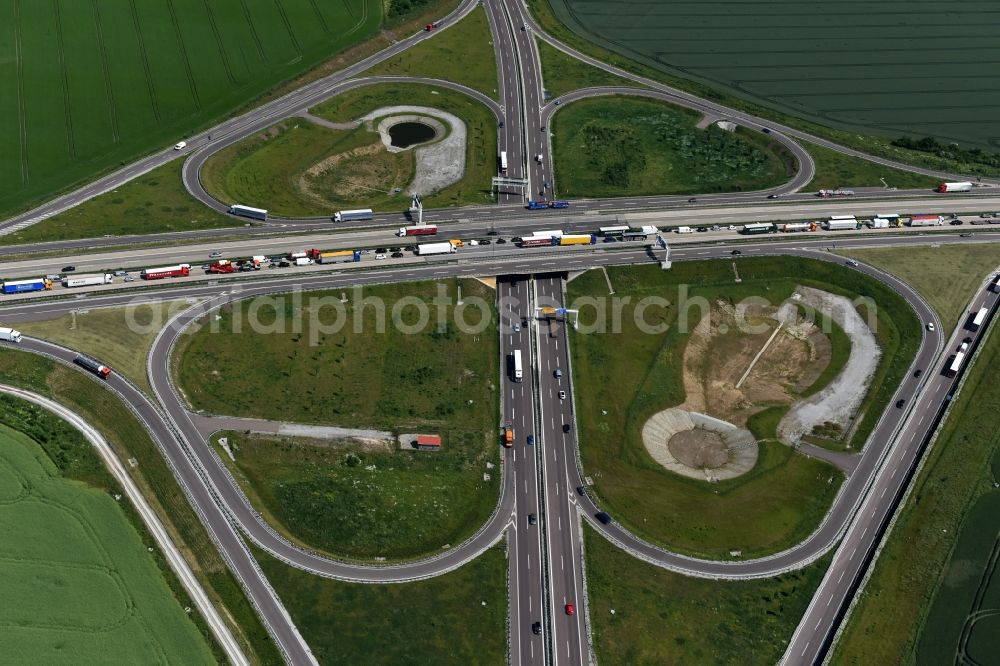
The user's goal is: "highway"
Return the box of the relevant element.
[2,0,998,662]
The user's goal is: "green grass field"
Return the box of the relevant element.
[257,543,508,664]
[536,39,638,99]
[567,258,919,558]
[552,96,793,198]
[0,409,213,664]
[212,428,498,561]
[585,525,831,664]
[0,158,240,246]
[18,300,192,394]
[838,244,1000,327]
[176,279,499,558]
[0,0,392,220]
[832,310,1000,665]
[311,83,498,208]
[201,119,414,217]
[0,349,282,665]
[367,7,500,100]
[545,0,1000,150]
[804,141,941,192]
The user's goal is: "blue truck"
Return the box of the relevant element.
[2,278,52,294]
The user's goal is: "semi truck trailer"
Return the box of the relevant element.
[909,215,943,227]
[397,225,438,237]
[74,354,111,379]
[141,264,190,280]
[823,220,860,231]
[937,182,973,193]
[63,274,113,288]
[0,328,23,343]
[334,209,374,223]
[416,242,457,256]
[559,234,596,245]
[229,204,268,220]
[2,278,52,294]
[317,250,361,264]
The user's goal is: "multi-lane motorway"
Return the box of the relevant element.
[3,0,1000,664]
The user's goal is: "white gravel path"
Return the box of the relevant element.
[777,287,881,444]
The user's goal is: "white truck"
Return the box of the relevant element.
[909,215,943,227]
[823,220,859,231]
[62,274,113,288]
[675,226,694,234]
[0,327,23,343]
[417,242,457,256]
[334,209,374,223]
[229,204,268,221]
[294,257,312,266]
[867,218,890,229]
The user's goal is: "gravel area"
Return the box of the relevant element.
[777,287,881,444]
[359,105,466,195]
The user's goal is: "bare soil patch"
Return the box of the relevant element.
[668,429,728,469]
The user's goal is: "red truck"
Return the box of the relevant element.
[74,354,111,379]
[140,264,190,280]
[397,225,438,237]
[207,260,235,274]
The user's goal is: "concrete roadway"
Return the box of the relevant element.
[782,280,1000,665]
[499,276,546,665]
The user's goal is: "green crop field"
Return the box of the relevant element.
[566,258,919,558]
[0,416,213,664]
[546,0,1000,149]
[551,96,794,197]
[0,0,388,219]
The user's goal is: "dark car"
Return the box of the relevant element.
[914,369,923,378]
[687,197,697,203]
[949,219,964,225]
[375,248,388,254]
[62,265,76,272]
[696,226,709,232]
[576,486,586,496]
[562,423,571,433]
[479,239,492,245]
[762,127,771,133]
[389,247,401,252]
[391,252,404,258]
[960,232,972,237]
[528,513,537,525]
[767,194,780,199]
[595,512,612,525]
[963,337,973,344]
[896,399,905,409]
[487,229,498,236]
[731,249,742,255]
[499,121,505,129]
[527,435,535,446]
[496,238,508,244]
[532,622,542,635]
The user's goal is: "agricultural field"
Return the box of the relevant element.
[0,349,281,664]
[585,525,831,664]
[838,244,1000,327]
[832,307,1000,665]
[257,543,507,664]
[546,0,1000,149]
[566,258,919,558]
[0,415,213,664]
[0,0,390,220]
[551,96,794,198]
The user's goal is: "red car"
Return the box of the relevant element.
[565,603,575,615]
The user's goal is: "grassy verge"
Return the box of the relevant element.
[567,258,918,557]
[838,244,1000,328]
[0,349,281,665]
[367,6,500,100]
[175,279,500,558]
[525,0,1000,179]
[804,141,941,192]
[552,96,794,198]
[0,414,215,664]
[311,83,498,208]
[17,301,192,394]
[256,542,508,664]
[585,525,832,663]
[211,429,498,561]
[536,39,638,99]
[0,158,241,246]
[201,119,414,217]
[832,310,1000,664]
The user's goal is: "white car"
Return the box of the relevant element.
[174,141,187,150]
[558,390,566,400]
[209,251,222,258]
[375,253,386,260]
[846,260,859,267]
[926,322,935,332]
